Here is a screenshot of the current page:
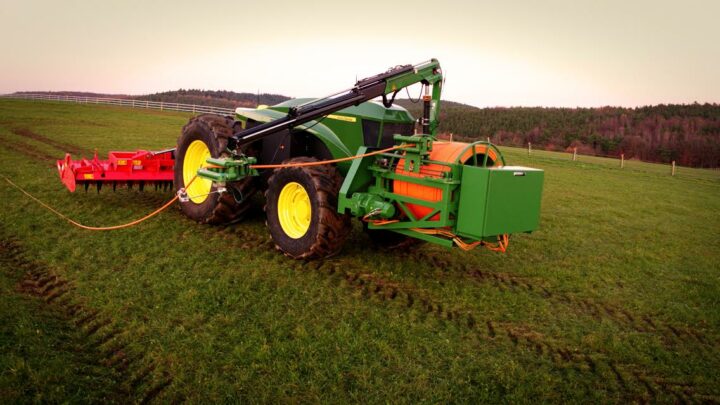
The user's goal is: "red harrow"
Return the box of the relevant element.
[57,149,175,193]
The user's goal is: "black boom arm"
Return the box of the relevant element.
[229,59,443,150]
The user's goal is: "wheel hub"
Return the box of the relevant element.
[277,182,311,239]
[183,140,212,204]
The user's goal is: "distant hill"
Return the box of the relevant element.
[137,89,290,109]
[15,91,133,99]
[398,100,720,168]
[12,90,720,167]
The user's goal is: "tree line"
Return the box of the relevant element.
[17,91,718,167]
[137,89,290,110]
[398,101,720,168]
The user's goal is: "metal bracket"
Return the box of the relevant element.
[197,155,259,183]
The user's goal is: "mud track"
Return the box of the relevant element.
[1,231,173,403]
[214,223,716,402]
[1,136,58,165]
[2,212,715,402]
[408,248,717,352]
[12,128,93,156]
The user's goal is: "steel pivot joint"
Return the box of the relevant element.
[196,156,259,183]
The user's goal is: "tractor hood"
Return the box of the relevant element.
[235,98,415,124]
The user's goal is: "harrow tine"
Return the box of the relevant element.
[57,149,174,194]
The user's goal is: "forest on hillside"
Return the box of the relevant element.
[137,89,290,109]
[14,90,719,167]
[140,91,720,167]
[398,101,720,168]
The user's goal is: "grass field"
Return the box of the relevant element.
[1,99,719,403]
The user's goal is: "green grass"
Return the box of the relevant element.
[1,99,719,403]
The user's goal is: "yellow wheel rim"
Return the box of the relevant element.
[183,140,212,204]
[277,182,311,239]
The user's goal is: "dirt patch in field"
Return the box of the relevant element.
[2,137,58,165]
[12,128,93,156]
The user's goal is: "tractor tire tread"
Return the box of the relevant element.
[176,114,257,225]
[265,157,351,259]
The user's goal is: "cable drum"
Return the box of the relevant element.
[393,141,501,220]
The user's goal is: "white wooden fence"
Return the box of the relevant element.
[0,93,235,115]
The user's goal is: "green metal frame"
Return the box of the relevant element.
[191,59,544,249]
[338,139,509,246]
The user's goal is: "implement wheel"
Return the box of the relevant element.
[175,114,257,224]
[265,157,351,259]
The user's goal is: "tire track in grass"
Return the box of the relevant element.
[410,249,717,352]
[12,128,93,156]
[9,197,707,403]
[1,232,173,403]
[12,201,705,402]
[214,224,708,402]
[1,136,58,164]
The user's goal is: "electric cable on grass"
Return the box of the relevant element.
[1,145,412,231]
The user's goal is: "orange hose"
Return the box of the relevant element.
[406,226,509,252]
[2,175,198,231]
[4,144,412,232]
[249,144,411,169]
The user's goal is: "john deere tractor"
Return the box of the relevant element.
[171,59,543,259]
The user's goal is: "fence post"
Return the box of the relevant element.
[671,161,676,176]
[573,147,577,161]
[528,142,532,156]
[487,136,491,144]
[620,154,624,168]
[160,102,163,111]
[193,104,196,113]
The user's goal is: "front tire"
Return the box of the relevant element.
[264,157,351,259]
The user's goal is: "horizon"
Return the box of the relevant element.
[10,90,720,111]
[2,0,719,108]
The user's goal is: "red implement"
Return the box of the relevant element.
[57,149,175,192]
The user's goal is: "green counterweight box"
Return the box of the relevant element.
[456,166,544,239]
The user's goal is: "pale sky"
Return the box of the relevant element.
[1,0,718,107]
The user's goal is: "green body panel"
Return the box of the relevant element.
[456,166,544,239]
[205,59,545,249]
[271,98,414,122]
[338,146,376,210]
[336,139,544,246]
[234,99,415,174]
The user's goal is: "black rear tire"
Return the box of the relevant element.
[264,157,351,259]
[174,114,257,224]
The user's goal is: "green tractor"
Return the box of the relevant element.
[174,59,544,259]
